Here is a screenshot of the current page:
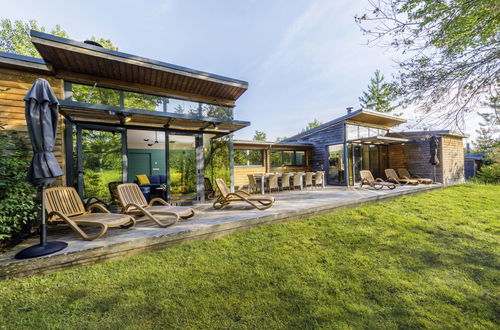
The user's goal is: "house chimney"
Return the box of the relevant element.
[346,107,353,114]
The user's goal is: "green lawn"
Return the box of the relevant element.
[1,184,499,329]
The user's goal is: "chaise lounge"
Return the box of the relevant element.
[213,178,275,210]
[397,168,433,184]
[385,169,420,185]
[360,170,397,190]
[45,187,136,241]
[117,183,195,228]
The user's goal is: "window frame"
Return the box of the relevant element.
[270,150,307,167]
[234,148,264,167]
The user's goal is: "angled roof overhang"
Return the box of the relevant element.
[0,51,51,73]
[347,135,409,144]
[283,109,406,142]
[30,30,248,106]
[346,110,406,128]
[59,100,250,135]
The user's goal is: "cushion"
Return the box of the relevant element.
[149,175,160,184]
[136,174,150,185]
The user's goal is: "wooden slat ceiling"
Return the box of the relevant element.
[59,102,250,135]
[30,31,248,105]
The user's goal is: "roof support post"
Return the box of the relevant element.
[64,119,74,187]
[229,134,234,192]
[195,134,205,203]
[121,129,128,183]
[164,128,171,203]
[76,125,84,198]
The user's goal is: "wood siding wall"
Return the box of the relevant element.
[441,136,465,184]
[388,144,407,170]
[296,123,344,176]
[0,67,65,185]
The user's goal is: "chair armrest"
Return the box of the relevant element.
[414,174,422,178]
[235,190,250,196]
[375,178,384,182]
[149,197,169,206]
[87,203,111,214]
[401,176,411,180]
[123,202,148,213]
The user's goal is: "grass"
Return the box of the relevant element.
[1,184,499,329]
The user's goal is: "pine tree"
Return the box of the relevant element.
[359,70,396,113]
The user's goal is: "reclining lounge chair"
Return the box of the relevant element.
[385,169,420,185]
[44,187,136,241]
[397,168,433,184]
[117,183,195,228]
[360,170,397,190]
[213,179,275,210]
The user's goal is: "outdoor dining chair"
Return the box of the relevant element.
[305,172,314,189]
[281,172,292,190]
[292,172,303,190]
[315,171,325,188]
[267,173,279,192]
[247,174,259,193]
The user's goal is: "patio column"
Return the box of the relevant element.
[164,128,171,203]
[229,133,234,192]
[195,134,205,202]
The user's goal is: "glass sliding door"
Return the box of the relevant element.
[169,134,196,202]
[369,145,380,178]
[328,144,345,185]
[352,144,362,185]
[77,128,123,201]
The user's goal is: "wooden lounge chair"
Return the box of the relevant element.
[213,178,275,210]
[397,168,433,184]
[385,169,419,185]
[117,183,195,228]
[204,177,216,199]
[359,170,396,190]
[44,187,136,241]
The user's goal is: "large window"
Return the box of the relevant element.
[234,149,263,167]
[346,124,389,140]
[328,144,345,184]
[70,82,234,120]
[271,150,307,167]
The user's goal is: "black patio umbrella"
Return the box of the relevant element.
[429,135,440,183]
[15,79,68,259]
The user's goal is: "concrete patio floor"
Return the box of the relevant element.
[0,184,442,279]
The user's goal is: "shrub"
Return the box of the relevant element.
[0,124,39,248]
[476,163,500,184]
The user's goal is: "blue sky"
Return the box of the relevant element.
[1,0,481,141]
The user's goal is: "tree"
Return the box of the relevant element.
[275,136,288,142]
[359,70,397,112]
[355,0,500,129]
[253,130,267,141]
[301,119,323,133]
[473,97,499,163]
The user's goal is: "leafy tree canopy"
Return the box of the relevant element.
[0,18,117,56]
[302,119,323,133]
[253,130,267,141]
[355,0,500,129]
[359,70,396,112]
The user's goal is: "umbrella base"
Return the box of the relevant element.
[14,241,68,260]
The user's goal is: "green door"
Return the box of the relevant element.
[128,153,151,182]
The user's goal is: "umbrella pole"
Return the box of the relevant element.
[40,185,47,245]
[14,185,68,260]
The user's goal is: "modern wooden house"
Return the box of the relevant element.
[0,30,250,203]
[281,109,467,186]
